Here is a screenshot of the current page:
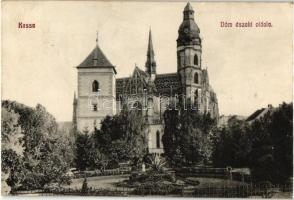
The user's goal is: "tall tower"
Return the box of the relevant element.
[177,2,202,106]
[145,29,157,81]
[76,36,117,132]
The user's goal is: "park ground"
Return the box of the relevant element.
[60,175,292,198]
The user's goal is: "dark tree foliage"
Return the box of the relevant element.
[211,102,293,184]
[98,107,148,164]
[162,103,216,167]
[211,116,251,168]
[74,133,92,171]
[1,100,73,190]
[74,107,148,171]
[248,103,293,183]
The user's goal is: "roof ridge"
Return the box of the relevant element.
[77,45,113,68]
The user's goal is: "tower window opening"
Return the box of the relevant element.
[156,131,160,148]
[194,72,199,84]
[92,80,99,92]
[194,55,198,65]
[93,104,97,111]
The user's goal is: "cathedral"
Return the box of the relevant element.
[73,3,219,154]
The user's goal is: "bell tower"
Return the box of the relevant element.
[177,2,202,107]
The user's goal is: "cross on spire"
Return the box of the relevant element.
[96,31,98,45]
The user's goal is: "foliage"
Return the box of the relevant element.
[146,154,166,173]
[81,178,88,194]
[98,107,148,165]
[211,102,293,184]
[133,182,182,195]
[249,103,293,184]
[1,108,24,155]
[211,116,251,167]
[162,103,216,166]
[1,100,73,190]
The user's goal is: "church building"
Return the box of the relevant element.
[73,3,219,154]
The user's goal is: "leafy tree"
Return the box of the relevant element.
[248,103,293,183]
[1,100,72,190]
[75,133,92,171]
[97,107,148,165]
[1,107,24,192]
[162,103,216,166]
[211,117,251,168]
[211,102,293,184]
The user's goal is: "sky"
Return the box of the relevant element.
[2,1,293,122]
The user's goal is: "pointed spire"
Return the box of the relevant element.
[184,2,193,12]
[145,28,156,76]
[147,28,154,57]
[183,2,195,20]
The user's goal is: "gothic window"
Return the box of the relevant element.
[92,80,99,92]
[156,131,160,148]
[194,72,199,84]
[93,104,97,111]
[194,54,198,65]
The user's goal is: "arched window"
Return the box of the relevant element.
[92,80,99,92]
[194,54,198,65]
[194,72,199,84]
[156,131,160,148]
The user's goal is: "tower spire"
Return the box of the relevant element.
[145,28,156,78]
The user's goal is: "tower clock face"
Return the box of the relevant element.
[184,28,189,34]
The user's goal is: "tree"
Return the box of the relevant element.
[75,133,92,171]
[211,117,251,168]
[211,102,293,184]
[162,103,216,166]
[2,100,72,190]
[1,107,24,193]
[248,103,293,183]
[97,107,148,165]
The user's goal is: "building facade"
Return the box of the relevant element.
[73,3,219,154]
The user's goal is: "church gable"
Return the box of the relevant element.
[116,66,149,97]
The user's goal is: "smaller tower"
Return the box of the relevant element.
[76,35,117,132]
[145,29,157,81]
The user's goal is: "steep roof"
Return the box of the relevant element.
[154,73,181,95]
[246,105,275,122]
[77,45,117,73]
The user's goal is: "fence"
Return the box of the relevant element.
[73,168,131,179]
[12,183,292,197]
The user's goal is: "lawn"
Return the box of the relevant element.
[185,177,248,188]
[62,175,129,190]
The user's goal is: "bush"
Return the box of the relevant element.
[133,182,182,195]
[129,171,175,183]
[81,178,88,194]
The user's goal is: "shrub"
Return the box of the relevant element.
[133,182,182,195]
[81,178,88,194]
